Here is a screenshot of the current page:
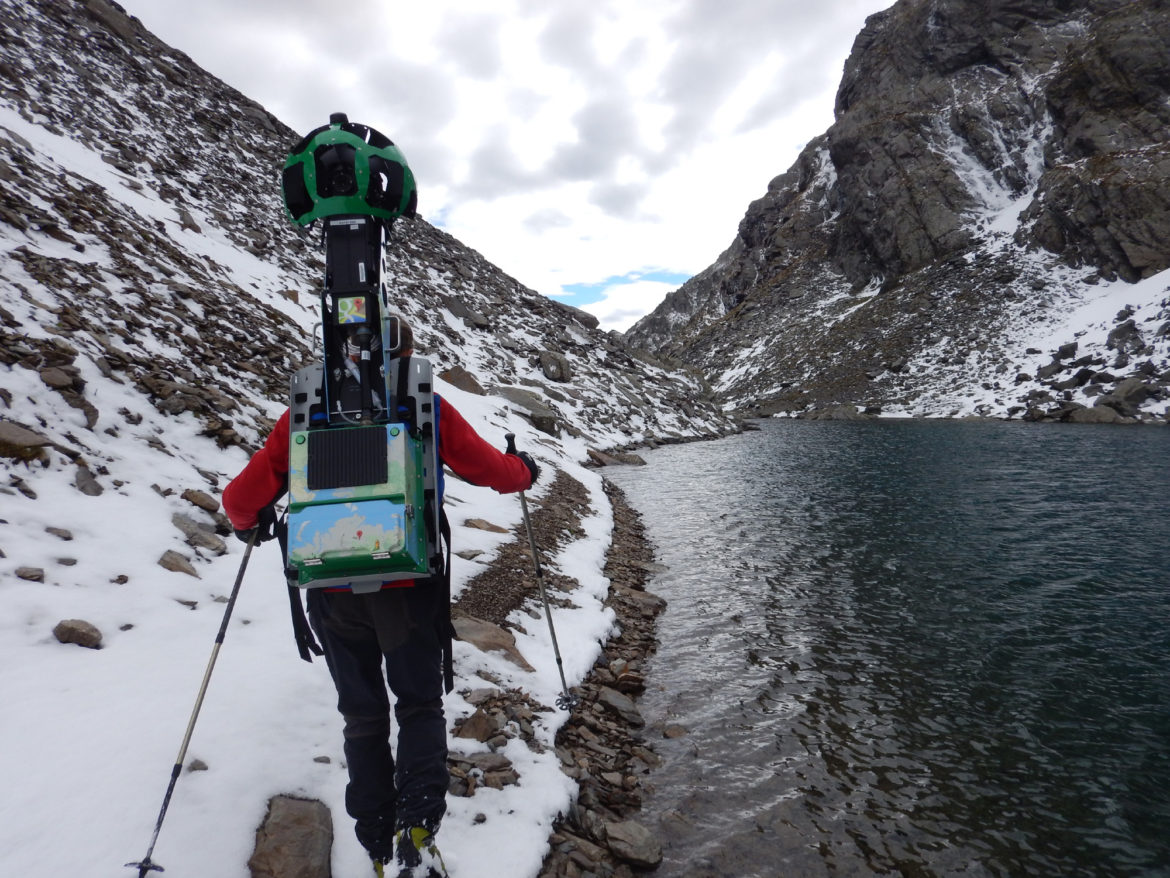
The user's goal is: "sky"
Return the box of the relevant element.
[114,0,891,331]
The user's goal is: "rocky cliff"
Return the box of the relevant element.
[0,0,733,481]
[626,0,1170,423]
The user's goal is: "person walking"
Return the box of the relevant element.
[223,318,539,877]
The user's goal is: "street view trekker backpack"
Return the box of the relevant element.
[279,114,444,593]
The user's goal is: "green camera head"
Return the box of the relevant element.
[281,113,417,226]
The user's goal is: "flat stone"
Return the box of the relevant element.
[0,420,52,462]
[248,795,332,878]
[464,518,509,534]
[172,512,228,555]
[452,613,534,671]
[439,365,486,395]
[74,465,103,496]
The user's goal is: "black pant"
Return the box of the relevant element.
[307,585,448,859]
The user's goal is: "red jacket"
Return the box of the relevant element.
[223,396,533,530]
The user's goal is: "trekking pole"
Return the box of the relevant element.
[127,530,259,877]
[506,433,578,711]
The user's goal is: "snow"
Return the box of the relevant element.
[0,379,619,878]
[871,261,1170,420]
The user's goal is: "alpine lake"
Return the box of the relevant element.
[604,418,1170,878]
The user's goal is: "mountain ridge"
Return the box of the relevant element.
[1,0,736,473]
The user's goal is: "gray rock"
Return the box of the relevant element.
[53,619,102,649]
[248,796,333,878]
[604,819,662,868]
[550,300,600,330]
[494,386,561,436]
[38,366,79,390]
[172,513,228,555]
[74,465,103,496]
[181,488,220,513]
[586,448,647,467]
[17,566,45,582]
[596,686,644,727]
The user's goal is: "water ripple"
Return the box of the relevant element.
[607,421,1170,878]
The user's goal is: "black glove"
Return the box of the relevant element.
[516,451,540,486]
[234,503,278,544]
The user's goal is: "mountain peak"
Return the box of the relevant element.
[626,0,1170,423]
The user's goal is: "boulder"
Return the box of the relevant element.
[494,386,560,436]
[1068,405,1126,424]
[539,351,573,383]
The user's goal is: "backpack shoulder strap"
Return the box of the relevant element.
[438,507,455,693]
[276,513,323,662]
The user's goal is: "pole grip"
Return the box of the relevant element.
[505,432,517,455]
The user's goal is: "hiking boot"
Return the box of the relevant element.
[393,826,447,878]
[373,858,387,878]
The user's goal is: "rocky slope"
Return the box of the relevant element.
[0,0,733,475]
[626,0,1170,424]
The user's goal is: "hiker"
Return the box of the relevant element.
[222,316,539,877]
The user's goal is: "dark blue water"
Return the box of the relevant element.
[606,420,1170,878]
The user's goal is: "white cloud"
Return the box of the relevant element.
[579,279,685,333]
[117,0,892,326]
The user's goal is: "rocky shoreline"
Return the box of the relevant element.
[419,465,669,876]
[537,477,667,877]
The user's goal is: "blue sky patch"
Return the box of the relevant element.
[557,269,690,308]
